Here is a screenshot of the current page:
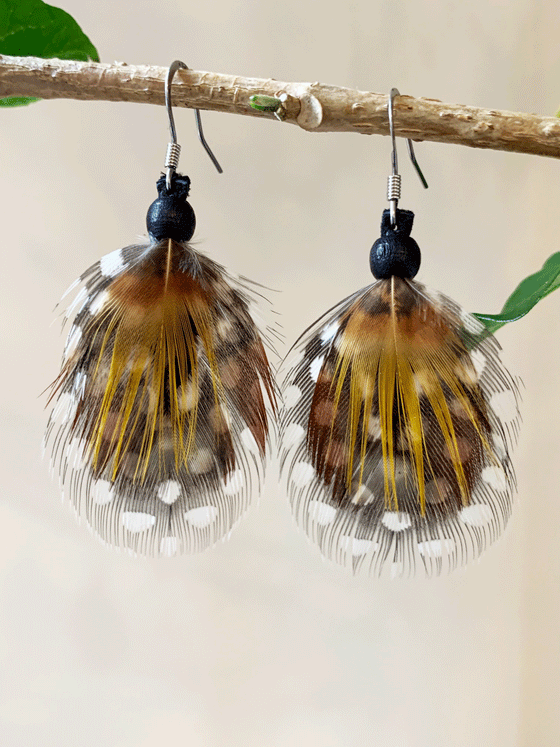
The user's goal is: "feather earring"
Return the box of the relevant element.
[280,89,520,577]
[45,61,276,556]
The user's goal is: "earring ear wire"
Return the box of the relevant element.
[164,60,223,189]
[386,88,428,227]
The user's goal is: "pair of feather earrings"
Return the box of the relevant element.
[45,70,520,576]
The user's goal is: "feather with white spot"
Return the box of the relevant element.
[46,173,276,556]
[280,210,520,577]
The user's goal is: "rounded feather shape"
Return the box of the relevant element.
[46,238,276,556]
[280,277,520,577]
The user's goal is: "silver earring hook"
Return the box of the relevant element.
[164,60,223,190]
[387,88,428,228]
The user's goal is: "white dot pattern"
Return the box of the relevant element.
[459,504,493,526]
[481,465,507,491]
[417,538,455,557]
[223,470,244,496]
[284,385,302,408]
[339,536,375,556]
[99,248,125,278]
[490,390,518,422]
[309,355,325,383]
[122,512,156,532]
[240,427,259,453]
[157,481,182,504]
[470,349,487,377]
[283,423,306,449]
[184,506,218,528]
[291,462,315,488]
[64,325,83,357]
[277,279,520,577]
[320,321,340,343]
[381,511,412,532]
[88,289,110,316]
[93,480,114,505]
[307,500,337,526]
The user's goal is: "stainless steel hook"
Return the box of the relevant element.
[164,60,223,189]
[387,88,428,227]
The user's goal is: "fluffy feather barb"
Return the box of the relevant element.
[280,277,520,577]
[46,239,276,556]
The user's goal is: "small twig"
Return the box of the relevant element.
[1,55,560,158]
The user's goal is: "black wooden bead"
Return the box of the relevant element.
[370,208,421,279]
[146,173,196,242]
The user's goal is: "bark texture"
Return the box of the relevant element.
[1,55,560,158]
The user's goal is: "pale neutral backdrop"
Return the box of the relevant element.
[1,1,559,745]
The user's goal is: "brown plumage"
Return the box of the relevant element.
[280,277,520,577]
[46,238,276,556]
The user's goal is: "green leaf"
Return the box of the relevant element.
[473,251,560,335]
[0,0,99,107]
[249,94,282,112]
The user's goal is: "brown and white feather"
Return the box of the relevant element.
[46,238,276,556]
[280,277,520,577]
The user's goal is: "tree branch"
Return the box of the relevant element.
[1,54,560,159]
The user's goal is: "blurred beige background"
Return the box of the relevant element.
[1,1,559,745]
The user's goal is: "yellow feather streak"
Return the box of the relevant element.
[329,280,494,514]
[89,292,224,483]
